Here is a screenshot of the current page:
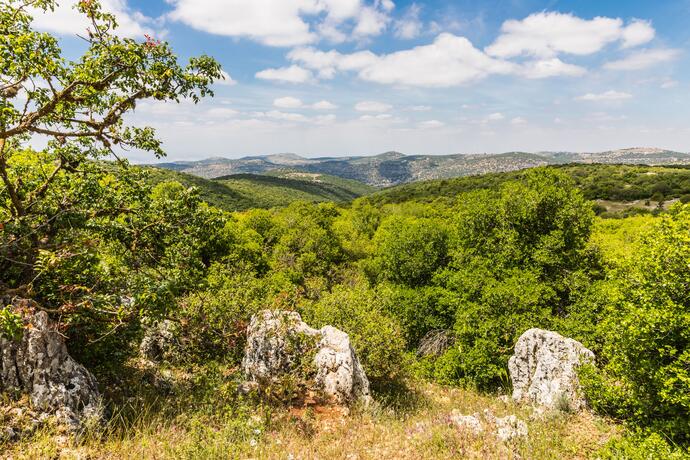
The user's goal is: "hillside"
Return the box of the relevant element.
[143,166,375,212]
[152,148,690,187]
[364,164,690,208]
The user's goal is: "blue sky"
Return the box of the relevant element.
[30,0,690,161]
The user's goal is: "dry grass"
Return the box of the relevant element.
[2,381,620,460]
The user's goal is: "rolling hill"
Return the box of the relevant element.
[142,166,376,212]
[363,164,690,209]
[152,148,690,187]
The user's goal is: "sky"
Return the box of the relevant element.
[29,0,690,161]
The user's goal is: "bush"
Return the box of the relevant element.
[300,284,408,383]
[585,204,690,444]
[370,216,448,286]
[599,432,690,460]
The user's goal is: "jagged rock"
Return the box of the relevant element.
[0,299,102,429]
[508,328,595,411]
[242,310,371,405]
[139,319,181,362]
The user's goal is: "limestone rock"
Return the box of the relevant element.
[449,409,528,441]
[0,299,102,429]
[508,328,595,411]
[449,411,483,435]
[242,310,371,405]
[490,413,529,442]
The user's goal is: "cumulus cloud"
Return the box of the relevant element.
[256,65,314,83]
[311,100,338,110]
[603,48,681,70]
[288,32,590,87]
[355,101,393,112]
[576,90,632,101]
[621,20,655,48]
[29,0,154,37]
[273,96,304,108]
[167,0,391,47]
[486,12,654,58]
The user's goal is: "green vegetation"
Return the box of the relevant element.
[144,167,376,212]
[1,2,688,458]
[367,164,690,212]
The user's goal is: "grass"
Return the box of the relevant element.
[2,362,621,460]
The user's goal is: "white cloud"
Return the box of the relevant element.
[519,58,586,79]
[576,90,633,101]
[314,114,337,124]
[167,0,391,47]
[394,4,422,40]
[486,12,654,58]
[217,70,237,86]
[418,120,444,129]
[621,20,655,48]
[256,65,314,83]
[29,0,154,37]
[260,110,309,122]
[273,96,304,108]
[604,48,681,71]
[410,105,432,111]
[287,47,378,79]
[485,112,505,122]
[357,33,514,87]
[359,113,394,121]
[311,100,338,110]
[355,101,393,112]
[510,117,527,125]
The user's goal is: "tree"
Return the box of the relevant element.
[0,0,221,292]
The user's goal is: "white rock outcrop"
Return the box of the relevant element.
[242,310,371,405]
[449,409,528,442]
[508,328,595,411]
[0,299,102,429]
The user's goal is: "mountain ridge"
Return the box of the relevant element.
[152,148,690,187]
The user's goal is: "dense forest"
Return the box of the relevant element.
[1,2,689,458]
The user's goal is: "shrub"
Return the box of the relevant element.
[371,216,448,286]
[300,284,407,383]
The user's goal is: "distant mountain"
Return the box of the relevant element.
[152,148,690,187]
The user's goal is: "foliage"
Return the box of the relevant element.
[369,215,449,286]
[300,283,408,382]
[0,306,23,340]
[145,168,376,212]
[0,0,220,329]
[583,204,690,444]
[599,432,690,460]
[366,164,690,208]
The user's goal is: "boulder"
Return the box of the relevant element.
[508,328,595,411]
[242,310,371,405]
[0,298,102,429]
